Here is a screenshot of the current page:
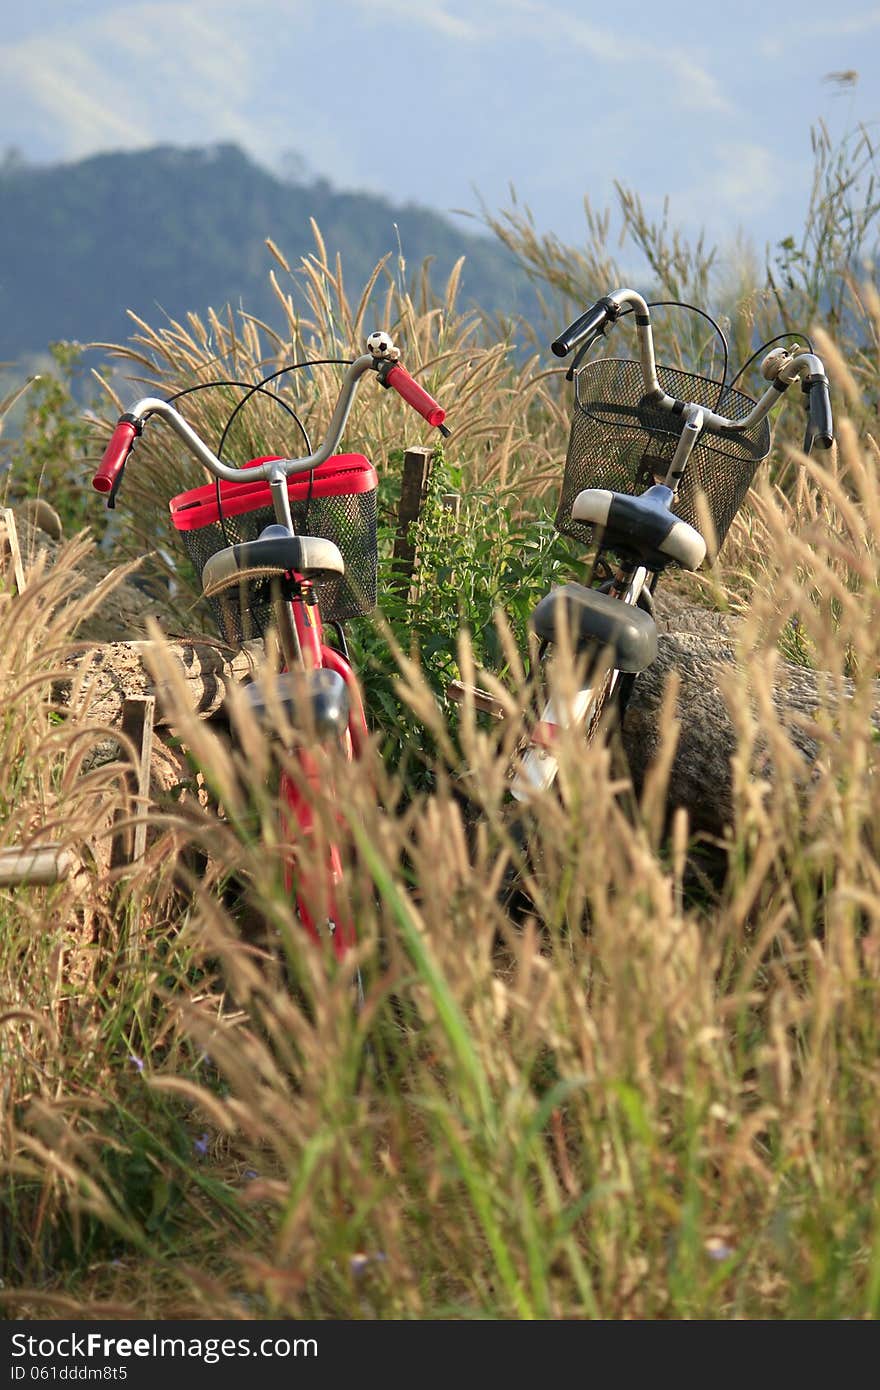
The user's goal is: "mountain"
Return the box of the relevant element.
[0,144,538,362]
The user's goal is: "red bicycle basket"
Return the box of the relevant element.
[170,453,378,643]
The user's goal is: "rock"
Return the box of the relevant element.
[620,630,879,839]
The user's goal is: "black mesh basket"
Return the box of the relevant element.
[556,359,771,553]
[170,455,378,646]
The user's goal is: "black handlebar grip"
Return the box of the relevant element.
[805,373,834,452]
[551,298,615,357]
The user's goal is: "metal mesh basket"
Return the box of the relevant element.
[170,454,378,645]
[556,359,771,553]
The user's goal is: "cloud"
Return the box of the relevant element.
[667,141,800,240]
[0,0,735,172]
[0,1,279,159]
[0,0,479,170]
[501,0,733,114]
[3,42,151,151]
[760,7,880,57]
[349,0,479,41]
[0,0,845,256]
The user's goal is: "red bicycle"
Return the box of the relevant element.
[93,332,448,961]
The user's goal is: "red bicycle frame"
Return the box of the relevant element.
[277,577,366,959]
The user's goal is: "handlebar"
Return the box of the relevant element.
[554,287,835,458]
[92,341,449,508]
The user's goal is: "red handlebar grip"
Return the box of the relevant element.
[92,420,138,493]
[384,364,446,428]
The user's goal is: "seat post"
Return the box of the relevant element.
[604,558,649,601]
[272,578,304,670]
[269,465,296,533]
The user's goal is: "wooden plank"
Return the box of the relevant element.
[391,446,433,588]
[0,846,73,887]
[446,681,507,720]
[128,695,155,867]
[110,694,157,963]
[0,508,26,595]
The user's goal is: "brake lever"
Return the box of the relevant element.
[566,328,606,382]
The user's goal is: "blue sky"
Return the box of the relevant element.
[1,0,877,261]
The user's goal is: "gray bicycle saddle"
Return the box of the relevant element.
[202,524,345,597]
[530,584,657,673]
[571,484,707,570]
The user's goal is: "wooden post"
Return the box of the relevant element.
[392,446,433,592]
[0,515,74,890]
[110,695,156,872]
[0,509,26,594]
[110,694,156,962]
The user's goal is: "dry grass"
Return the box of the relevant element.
[2,126,880,1318]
